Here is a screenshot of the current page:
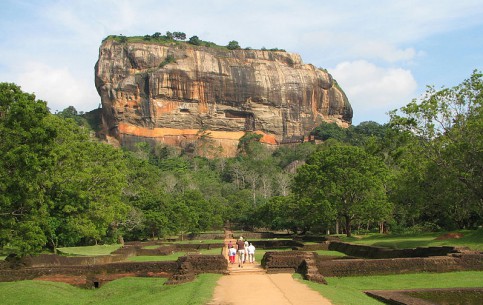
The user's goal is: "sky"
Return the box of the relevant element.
[1,0,482,125]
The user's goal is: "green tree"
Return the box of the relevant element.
[237,132,263,157]
[45,119,129,246]
[293,144,390,236]
[0,83,54,254]
[311,121,348,142]
[56,106,90,128]
[188,36,201,45]
[173,32,186,40]
[227,40,241,50]
[389,70,483,229]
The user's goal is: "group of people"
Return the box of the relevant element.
[228,237,255,267]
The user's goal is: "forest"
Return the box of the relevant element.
[0,71,481,256]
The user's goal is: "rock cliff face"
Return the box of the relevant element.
[95,39,352,156]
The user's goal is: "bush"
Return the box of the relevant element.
[188,36,201,45]
[227,40,241,50]
[159,55,176,68]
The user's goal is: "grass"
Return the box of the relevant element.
[340,229,483,251]
[142,245,161,249]
[0,273,221,305]
[128,248,222,262]
[56,244,122,256]
[171,239,223,244]
[313,250,346,257]
[295,271,483,305]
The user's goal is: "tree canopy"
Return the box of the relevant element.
[1,71,481,255]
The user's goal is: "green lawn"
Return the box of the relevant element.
[171,239,224,244]
[296,271,483,305]
[128,248,222,262]
[56,244,122,256]
[340,229,483,251]
[0,273,221,305]
[313,250,346,257]
[141,245,161,249]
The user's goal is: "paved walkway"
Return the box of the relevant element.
[208,231,332,305]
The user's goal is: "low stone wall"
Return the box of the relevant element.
[0,261,179,284]
[17,253,131,267]
[328,241,460,259]
[136,245,176,256]
[186,232,225,240]
[252,240,304,249]
[233,232,292,240]
[9,242,223,269]
[297,243,330,251]
[365,288,483,305]
[261,251,326,284]
[0,254,228,287]
[163,254,227,285]
[179,254,227,274]
[174,243,224,251]
[316,253,483,277]
[261,251,308,272]
[294,235,339,243]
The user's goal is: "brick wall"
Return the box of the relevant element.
[316,254,482,277]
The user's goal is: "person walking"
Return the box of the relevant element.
[236,237,245,268]
[243,239,249,263]
[228,246,236,264]
[247,243,256,263]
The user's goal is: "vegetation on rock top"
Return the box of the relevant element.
[103,31,286,52]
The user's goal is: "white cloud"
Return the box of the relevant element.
[329,60,417,124]
[14,62,99,113]
[1,0,482,123]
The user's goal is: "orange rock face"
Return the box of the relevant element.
[95,39,352,157]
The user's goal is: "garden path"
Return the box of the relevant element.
[208,231,332,305]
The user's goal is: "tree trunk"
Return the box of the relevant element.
[335,219,339,235]
[345,216,352,237]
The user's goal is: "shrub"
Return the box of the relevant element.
[188,36,201,45]
[159,55,176,68]
[227,40,241,50]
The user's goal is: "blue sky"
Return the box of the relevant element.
[1,0,482,124]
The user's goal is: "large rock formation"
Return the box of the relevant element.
[95,39,352,156]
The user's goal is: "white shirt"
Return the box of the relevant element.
[247,244,255,254]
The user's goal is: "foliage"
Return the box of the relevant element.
[237,132,263,157]
[227,40,241,50]
[188,35,201,45]
[158,54,176,68]
[1,71,481,255]
[311,121,348,141]
[0,84,128,255]
[0,83,55,254]
[293,144,391,236]
[389,70,482,229]
[104,33,287,53]
[172,32,186,40]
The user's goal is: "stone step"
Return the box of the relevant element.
[228,265,266,274]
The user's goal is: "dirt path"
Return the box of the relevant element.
[208,231,332,305]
